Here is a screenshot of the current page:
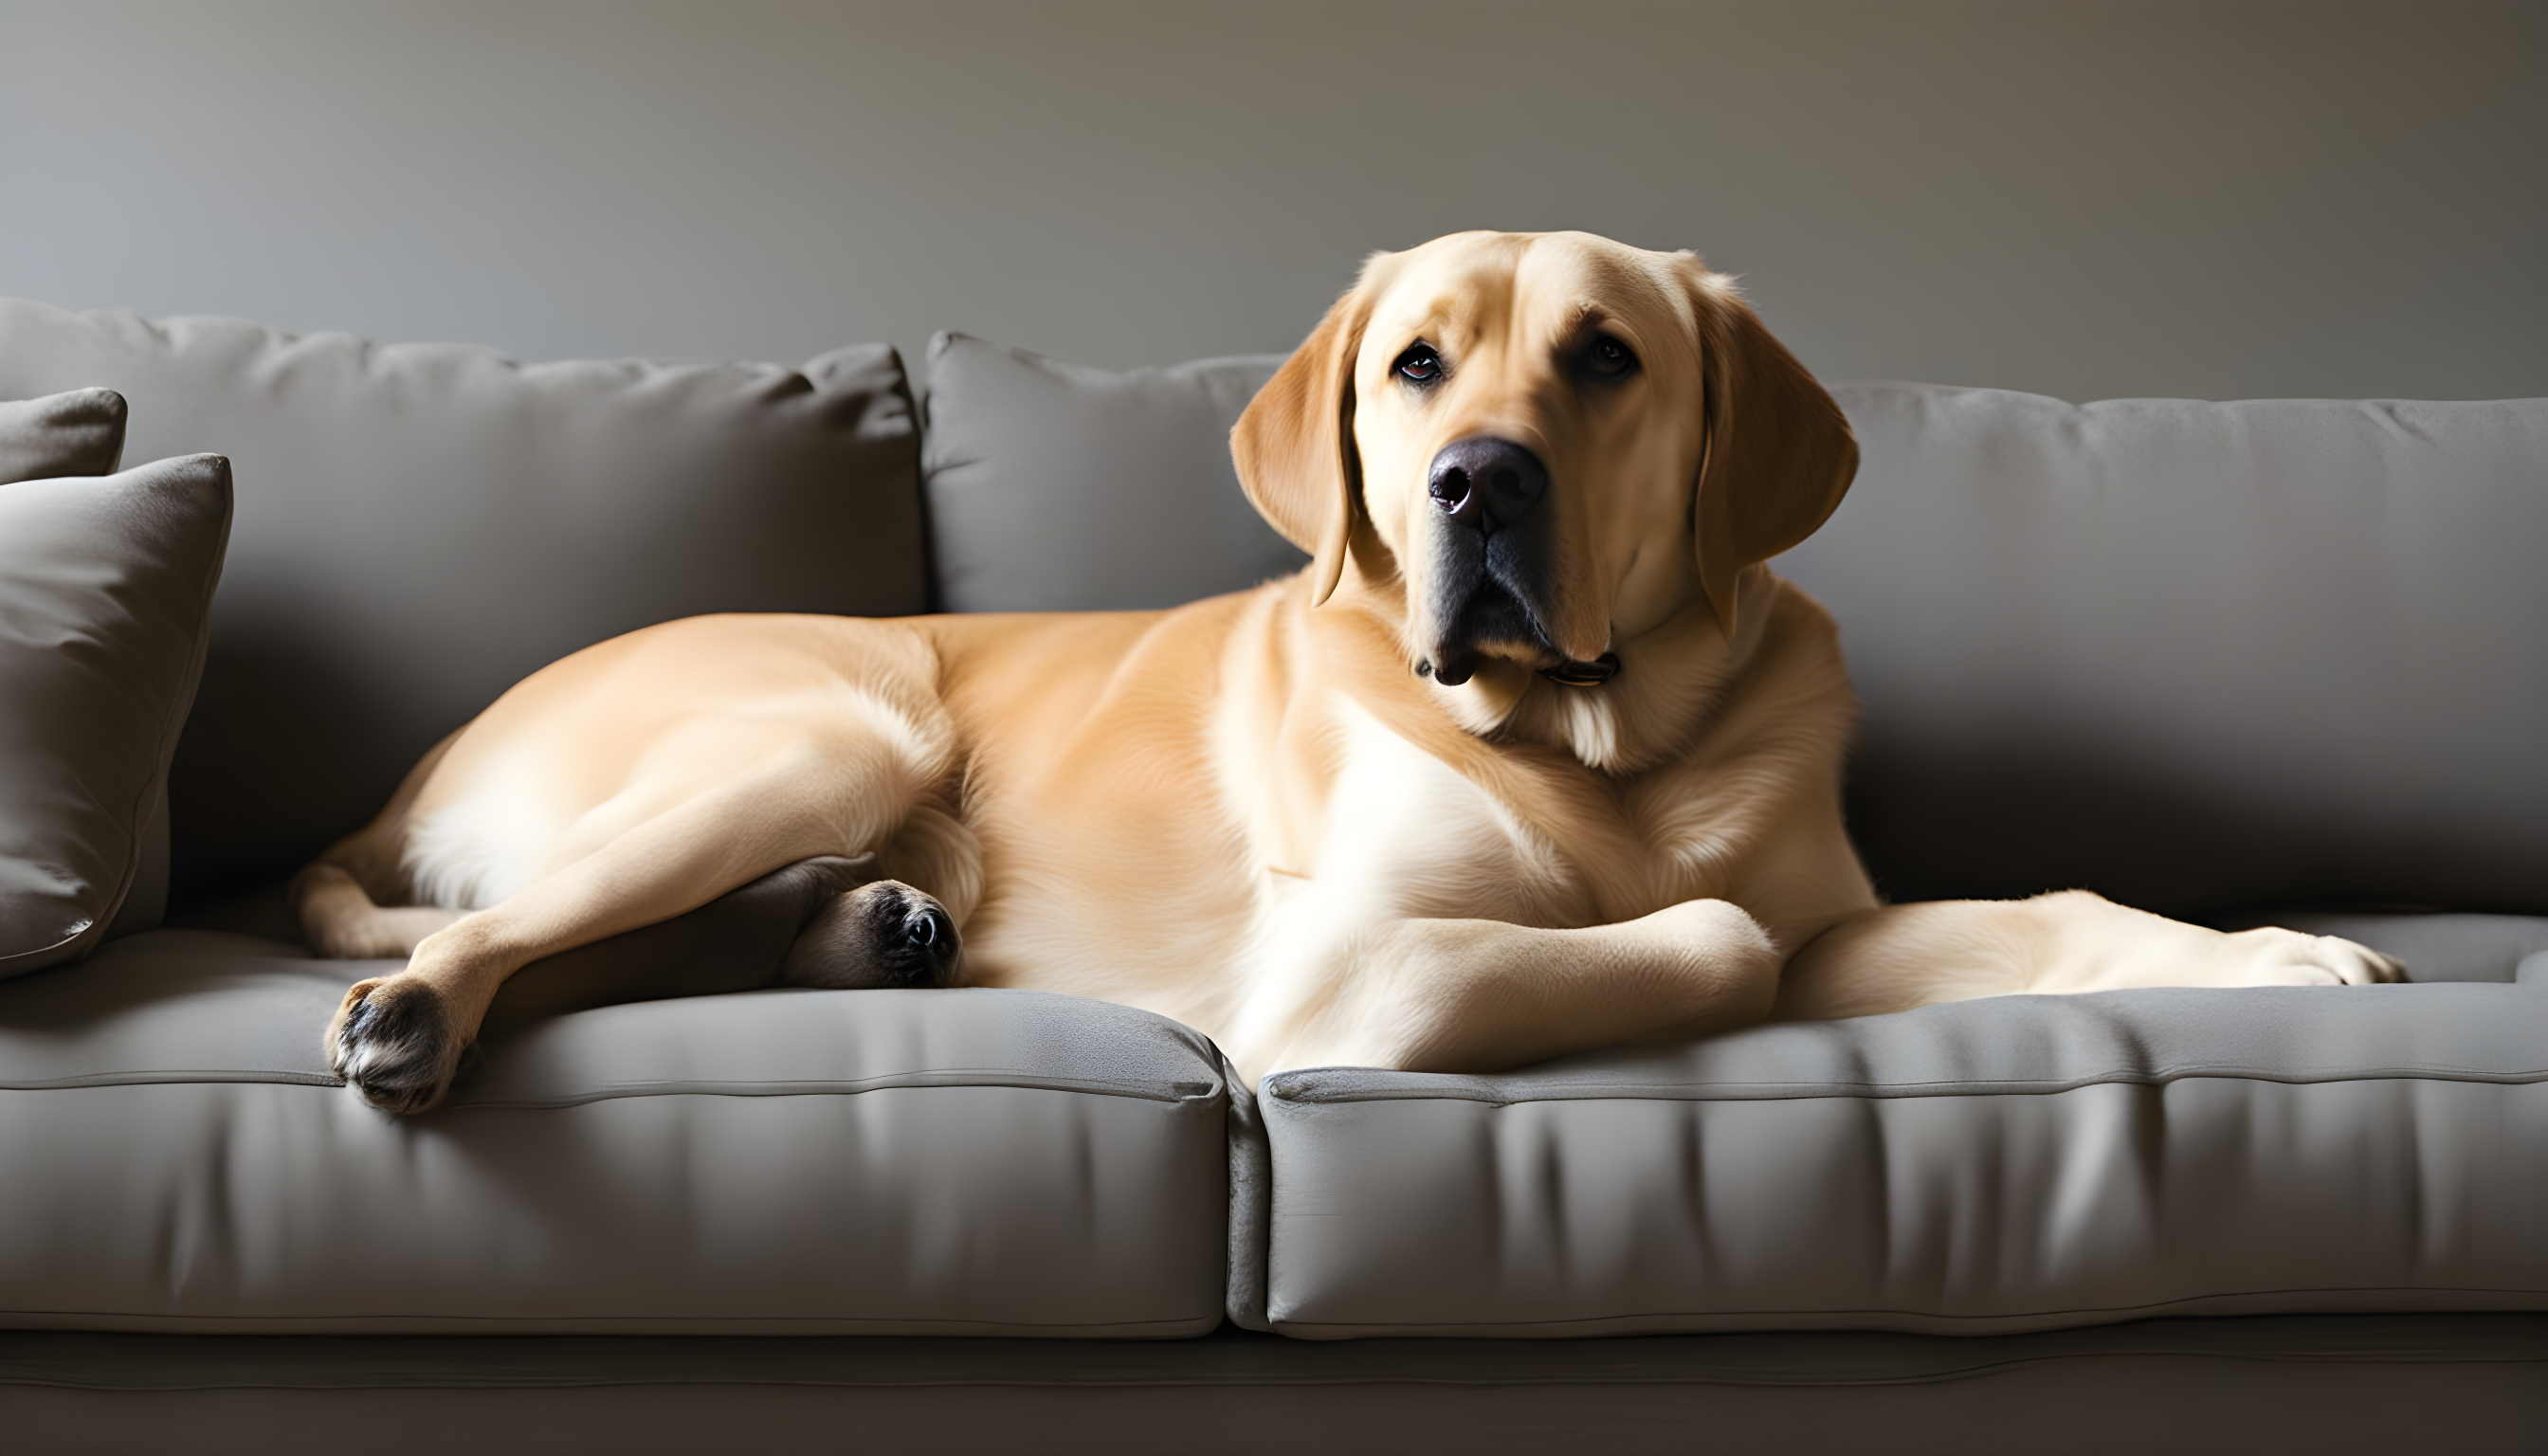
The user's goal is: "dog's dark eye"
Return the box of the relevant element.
[1580,336,1638,380]
[1393,343,1444,385]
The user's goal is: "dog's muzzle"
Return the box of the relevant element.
[1420,436,1577,688]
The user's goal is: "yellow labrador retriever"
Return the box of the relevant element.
[298,230,2398,1114]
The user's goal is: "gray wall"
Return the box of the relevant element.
[2,0,2541,403]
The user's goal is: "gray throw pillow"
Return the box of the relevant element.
[0,451,230,978]
[0,387,126,482]
[921,333,1304,611]
[0,388,173,946]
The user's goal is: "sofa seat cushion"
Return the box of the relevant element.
[0,930,1232,1336]
[1260,953,2548,1338]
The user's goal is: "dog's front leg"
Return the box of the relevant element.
[1233,899,1784,1081]
[1773,890,2404,1022]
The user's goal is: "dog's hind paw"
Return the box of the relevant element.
[326,975,465,1114]
[778,879,961,990]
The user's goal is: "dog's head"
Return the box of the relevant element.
[1234,231,1854,701]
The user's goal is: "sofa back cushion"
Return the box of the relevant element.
[920,334,1302,611]
[1781,385,2548,918]
[0,301,926,902]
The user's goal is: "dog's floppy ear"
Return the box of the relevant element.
[1684,262,1858,635]
[1232,277,1376,608]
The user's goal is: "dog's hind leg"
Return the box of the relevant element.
[292,863,468,958]
[324,737,945,1114]
[293,728,468,956]
[480,854,957,1033]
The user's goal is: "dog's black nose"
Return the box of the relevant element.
[1428,437,1547,534]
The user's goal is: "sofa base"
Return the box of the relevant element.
[7,1316,2545,1455]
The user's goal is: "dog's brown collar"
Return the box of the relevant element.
[1538,653,1620,688]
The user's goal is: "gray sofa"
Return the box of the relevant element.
[3,300,2545,1451]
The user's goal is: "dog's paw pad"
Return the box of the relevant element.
[327,977,462,1114]
[780,880,962,990]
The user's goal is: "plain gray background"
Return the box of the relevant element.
[1,0,2541,402]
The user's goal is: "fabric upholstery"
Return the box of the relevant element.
[1785,385,2548,919]
[0,387,125,482]
[0,301,929,902]
[1259,925,2548,1338]
[0,454,229,978]
[920,333,1301,611]
[0,930,1231,1335]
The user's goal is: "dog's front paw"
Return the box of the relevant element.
[325,974,466,1114]
[2213,926,2406,988]
[778,880,961,990]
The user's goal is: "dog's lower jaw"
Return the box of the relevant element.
[327,976,465,1115]
[1426,630,1563,693]
[1423,559,1576,689]
[1425,611,1545,689]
